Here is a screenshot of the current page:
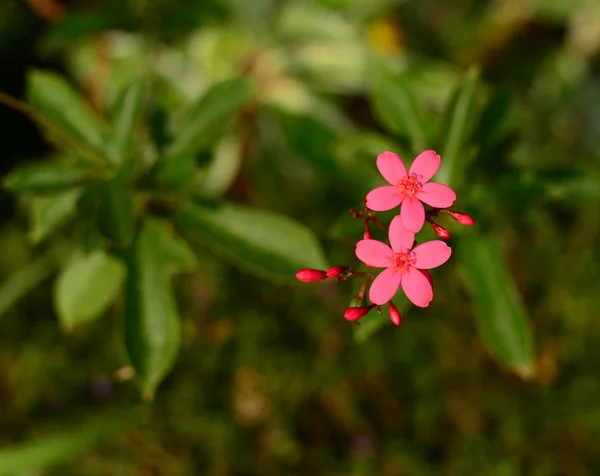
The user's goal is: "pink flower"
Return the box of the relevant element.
[366,150,457,232]
[355,215,451,307]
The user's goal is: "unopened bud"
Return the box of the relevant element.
[430,222,450,240]
[363,228,373,240]
[388,301,401,326]
[344,306,372,321]
[447,210,475,226]
[420,269,433,290]
[296,268,327,282]
[326,266,346,279]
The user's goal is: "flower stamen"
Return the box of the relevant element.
[397,173,422,197]
[392,252,412,273]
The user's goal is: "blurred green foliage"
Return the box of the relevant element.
[1,0,600,474]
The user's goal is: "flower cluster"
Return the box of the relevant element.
[296,150,474,326]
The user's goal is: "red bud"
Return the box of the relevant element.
[326,266,346,279]
[296,268,327,282]
[430,222,450,240]
[344,306,371,321]
[447,210,475,226]
[420,269,434,290]
[388,301,401,326]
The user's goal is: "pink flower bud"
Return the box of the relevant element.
[296,268,327,282]
[430,222,450,240]
[344,306,371,321]
[447,210,475,226]
[388,301,401,326]
[363,228,373,240]
[326,266,346,279]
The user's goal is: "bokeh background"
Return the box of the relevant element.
[1,0,600,474]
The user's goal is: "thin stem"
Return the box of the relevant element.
[356,275,373,301]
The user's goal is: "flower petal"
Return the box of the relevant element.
[355,240,394,268]
[388,215,414,253]
[401,267,433,307]
[409,150,440,182]
[369,267,402,305]
[412,241,452,269]
[377,151,407,185]
[366,186,404,212]
[400,197,425,233]
[416,182,456,208]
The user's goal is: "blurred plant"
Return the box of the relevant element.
[0,66,331,399]
[1,0,600,473]
[0,0,541,401]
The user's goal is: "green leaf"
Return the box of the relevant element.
[537,168,600,205]
[27,70,109,152]
[492,168,600,212]
[332,132,406,194]
[165,76,254,158]
[459,234,535,376]
[43,10,117,52]
[54,250,126,330]
[125,219,198,397]
[29,189,82,243]
[370,65,428,153]
[107,79,144,167]
[436,67,481,188]
[198,131,243,198]
[4,163,97,192]
[0,244,65,320]
[97,180,135,244]
[0,412,131,475]
[474,88,512,150]
[151,154,196,190]
[273,110,386,194]
[176,201,328,282]
[274,109,339,174]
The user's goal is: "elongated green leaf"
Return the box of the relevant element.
[98,180,135,244]
[534,168,600,205]
[176,201,328,282]
[165,76,254,158]
[267,110,383,194]
[198,131,243,198]
[54,250,126,330]
[370,67,428,153]
[275,110,338,175]
[29,189,82,243]
[27,70,109,152]
[474,88,511,150]
[125,219,198,398]
[43,10,116,52]
[107,79,144,167]
[459,234,534,376]
[437,67,480,187]
[4,163,97,192]
[332,132,406,194]
[0,245,65,320]
[0,412,131,475]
